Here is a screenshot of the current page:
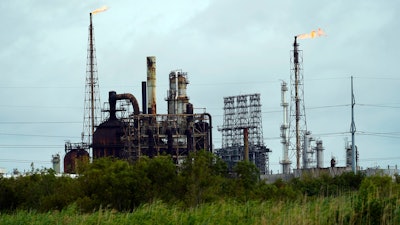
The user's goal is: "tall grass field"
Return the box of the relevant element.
[1,195,399,225]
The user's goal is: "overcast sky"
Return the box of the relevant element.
[1,0,399,173]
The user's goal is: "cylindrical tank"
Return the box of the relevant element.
[92,118,125,159]
[64,149,90,174]
[167,71,177,114]
[52,154,61,174]
[316,140,324,168]
[177,73,189,114]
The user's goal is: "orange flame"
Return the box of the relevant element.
[91,6,108,15]
[297,28,326,39]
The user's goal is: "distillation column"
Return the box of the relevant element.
[147,56,157,115]
[280,81,291,174]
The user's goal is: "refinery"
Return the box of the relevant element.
[1,8,398,180]
[55,12,398,179]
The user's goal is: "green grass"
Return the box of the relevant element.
[1,195,398,225]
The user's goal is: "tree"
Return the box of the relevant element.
[233,161,260,201]
[180,150,228,206]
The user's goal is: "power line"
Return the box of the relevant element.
[0,158,51,164]
[356,131,400,139]
[353,76,400,81]
[357,103,400,109]
[0,145,63,148]
[0,121,80,124]
[0,132,79,139]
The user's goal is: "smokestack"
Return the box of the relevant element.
[142,81,147,114]
[244,128,249,162]
[147,56,156,114]
[109,91,117,120]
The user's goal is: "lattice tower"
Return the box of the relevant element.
[82,13,101,147]
[288,37,308,169]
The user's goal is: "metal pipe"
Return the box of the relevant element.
[142,81,147,114]
[204,113,213,152]
[108,91,140,120]
[244,128,249,162]
[115,93,140,115]
[147,56,156,114]
[109,91,117,120]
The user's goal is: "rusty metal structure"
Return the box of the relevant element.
[217,94,270,174]
[64,13,100,173]
[83,13,101,147]
[92,57,212,163]
[64,141,90,174]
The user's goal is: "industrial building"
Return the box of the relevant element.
[216,94,271,175]
[61,13,363,179]
[92,58,212,164]
[64,13,212,173]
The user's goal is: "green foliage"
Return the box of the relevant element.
[180,150,228,206]
[2,153,400,225]
[78,158,135,211]
[232,161,260,201]
[1,196,399,224]
[288,172,366,197]
[352,175,399,225]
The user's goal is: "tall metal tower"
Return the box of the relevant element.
[218,94,270,174]
[280,81,291,174]
[82,13,101,148]
[288,37,308,170]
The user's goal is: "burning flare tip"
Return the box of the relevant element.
[91,6,109,15]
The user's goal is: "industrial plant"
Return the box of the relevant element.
[58,11,397,180]
[216,94,270,174]
[64,12,212,173]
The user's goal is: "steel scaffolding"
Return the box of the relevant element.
[218,94,270,174]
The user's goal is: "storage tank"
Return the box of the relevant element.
[92,118,126,159]
[64,148,90,174]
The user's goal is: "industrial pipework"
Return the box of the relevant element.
[280,81,291,174]
[302,131,314,169]
[167,70,190,114]
[108,91,140,119]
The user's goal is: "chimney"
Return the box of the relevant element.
[146,56,156,114]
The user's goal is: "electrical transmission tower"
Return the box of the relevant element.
[82,13,101,149]
[288,37,308,170]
